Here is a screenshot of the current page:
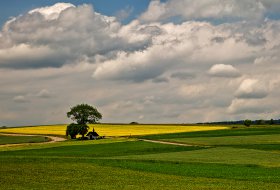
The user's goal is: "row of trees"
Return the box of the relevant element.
[244,119,276,127]
[198,118,278,126]
[66,104,102,139]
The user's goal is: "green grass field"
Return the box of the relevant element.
[0,134,48,145]
[0,125,280,189]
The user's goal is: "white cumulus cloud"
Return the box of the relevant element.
[28,3,75,20]
[140,0,268,22]
[208,64,241,78]
[235,79,268,99]
[0,3,128,69]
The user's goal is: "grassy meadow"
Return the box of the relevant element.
[0,125,280,189]
[0,134,48,145]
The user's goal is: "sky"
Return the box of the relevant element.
[1,0,280,126]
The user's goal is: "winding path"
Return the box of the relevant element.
[45,135,66,143]
[139,138,211,147]
[1,133,205,147]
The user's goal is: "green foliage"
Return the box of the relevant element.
[66,123,89,139]
[78,124,89,139]
[130,122,139,124]
[255,120,266,125]
[66,103,101,139]
[67,104,102,125]
[244,119,252,127]
[66,123,79,139]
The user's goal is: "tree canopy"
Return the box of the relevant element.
[67,104,102,125]
[66,104,102,139]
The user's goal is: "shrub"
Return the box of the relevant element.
[244,119,252,127]
[130,122,139,124]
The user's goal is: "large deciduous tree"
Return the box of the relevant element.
[67,104,102,125]
[66,104,102,139]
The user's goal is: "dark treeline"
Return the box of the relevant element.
[197,119,280,125]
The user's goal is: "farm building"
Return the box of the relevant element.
[86,131,99,140]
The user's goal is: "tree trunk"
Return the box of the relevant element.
[71,135,76,139]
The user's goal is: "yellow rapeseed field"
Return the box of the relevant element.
[0,124,228,137]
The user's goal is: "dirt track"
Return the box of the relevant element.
[139,138,211,147]
[139,139,195,146]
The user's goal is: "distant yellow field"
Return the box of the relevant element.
[0,124,228,137]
